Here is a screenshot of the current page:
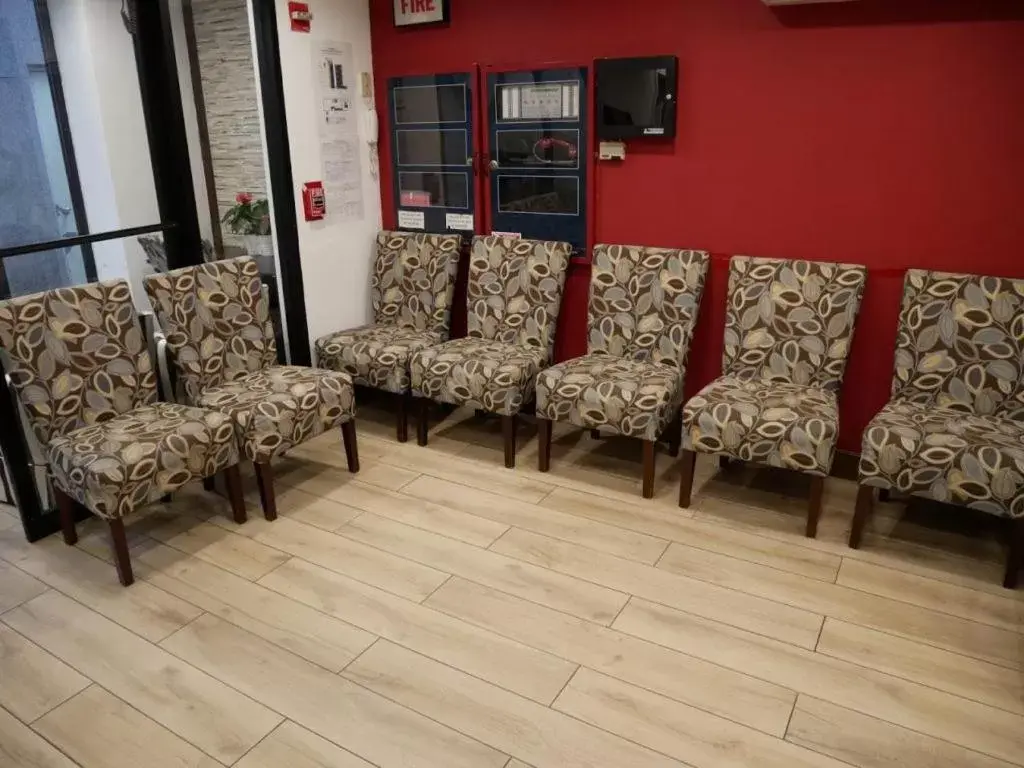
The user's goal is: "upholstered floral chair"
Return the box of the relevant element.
[535,244,709,498]
[144,257,358,521]
[314,231,462,442]
[0,280,245,586]
[852,269,1024,587]
[410,235,573,468]
[678,256,867,536]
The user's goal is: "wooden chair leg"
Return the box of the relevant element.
[341,421,360,473]
[108,518,133,587]
[678,449,697,508]
[806,475,825,538]
[642,440,656,499]
[254,461,277,521]
[203,476,216,492]
[849,484,875,549]
[416,398,430,447]
[222,464,246,524]
[537,418,552,472]
[54,487,78,546]
[1003,517,1024,589]
[397,392,410,443]
[502,414,517,469]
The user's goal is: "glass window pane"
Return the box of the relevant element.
[1,245,87,298]
[393,83,467,124]
[498,176,579,215]
[46,0,161,232]
[0,0,80,250]
[497,129,579,169]
[399,172,469,209]
[396,129,468,167]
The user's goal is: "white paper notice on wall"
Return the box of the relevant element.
[446,213,473,231]
[313,40,364,223]
[398,209,425,230]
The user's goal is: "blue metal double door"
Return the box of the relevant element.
[388,65,587,251]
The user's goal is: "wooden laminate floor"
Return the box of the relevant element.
[2,402,1023,768]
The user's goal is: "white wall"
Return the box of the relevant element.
[169,0,215,245]
[48,0,161,307]
[271,0,381,357]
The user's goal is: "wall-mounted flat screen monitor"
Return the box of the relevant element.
[595,56,678,140]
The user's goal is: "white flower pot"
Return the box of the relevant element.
[244,234,275,274]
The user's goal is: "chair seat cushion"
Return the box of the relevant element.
[860,400,1024,518]
[315,324,442,394]
[198,365,355,463]
[682,376,839,475]
[536,354,684,441]
[411,338,547,416]
[46,402,239,520]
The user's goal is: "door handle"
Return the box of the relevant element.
[489,160,499,171]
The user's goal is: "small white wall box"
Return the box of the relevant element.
[598,141,626,161]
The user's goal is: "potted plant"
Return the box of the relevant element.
[222,193,274,273]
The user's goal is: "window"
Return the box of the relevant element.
[0,0,92,296]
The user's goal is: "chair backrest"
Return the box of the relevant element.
[588,244,709,369]
[722,255,867,390]
[372,231,462,335]
[892,269,1024,419]
[466,235,573,359]
[144,257,275,404]
[0,280,157,446]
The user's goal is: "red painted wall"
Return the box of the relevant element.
[370,0,1024,452]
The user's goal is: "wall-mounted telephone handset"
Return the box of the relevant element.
[361,109,379,144]
[362,107,380,179]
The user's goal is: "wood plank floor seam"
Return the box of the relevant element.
[487,525,824,648]
[33,683,229,768]
[343,641,688,768]
[0,701,83,768]
[813,645,1024,720]
[422,580,798,736]
[785,694,1020,768]
[4,415,1022,768]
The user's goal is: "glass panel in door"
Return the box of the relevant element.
[389,72,475,235]
[486,67,587,250]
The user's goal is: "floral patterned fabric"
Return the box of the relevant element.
[314,232,461,395]
[47,403,238,519]
[197,365,355,463]
[371,231,462,334]
[859,270,1024,518]
[537,244,709,441]
[143,257,277,405]
[0,280,238,520]
[412,236,571,415]
[587,244,709,367]
[722,256,867,390]
[860,401,1024,518]
[0,280,158,446]
[145,259,355,463]
[683,256,866,475]
[466,235,573,360]
[537,357,685,441]
[316,325,441,395]
[411,338,547,416]
[682,377,840,475]
[888,269,1024,418]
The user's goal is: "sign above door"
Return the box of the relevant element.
[393,0,449,27]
